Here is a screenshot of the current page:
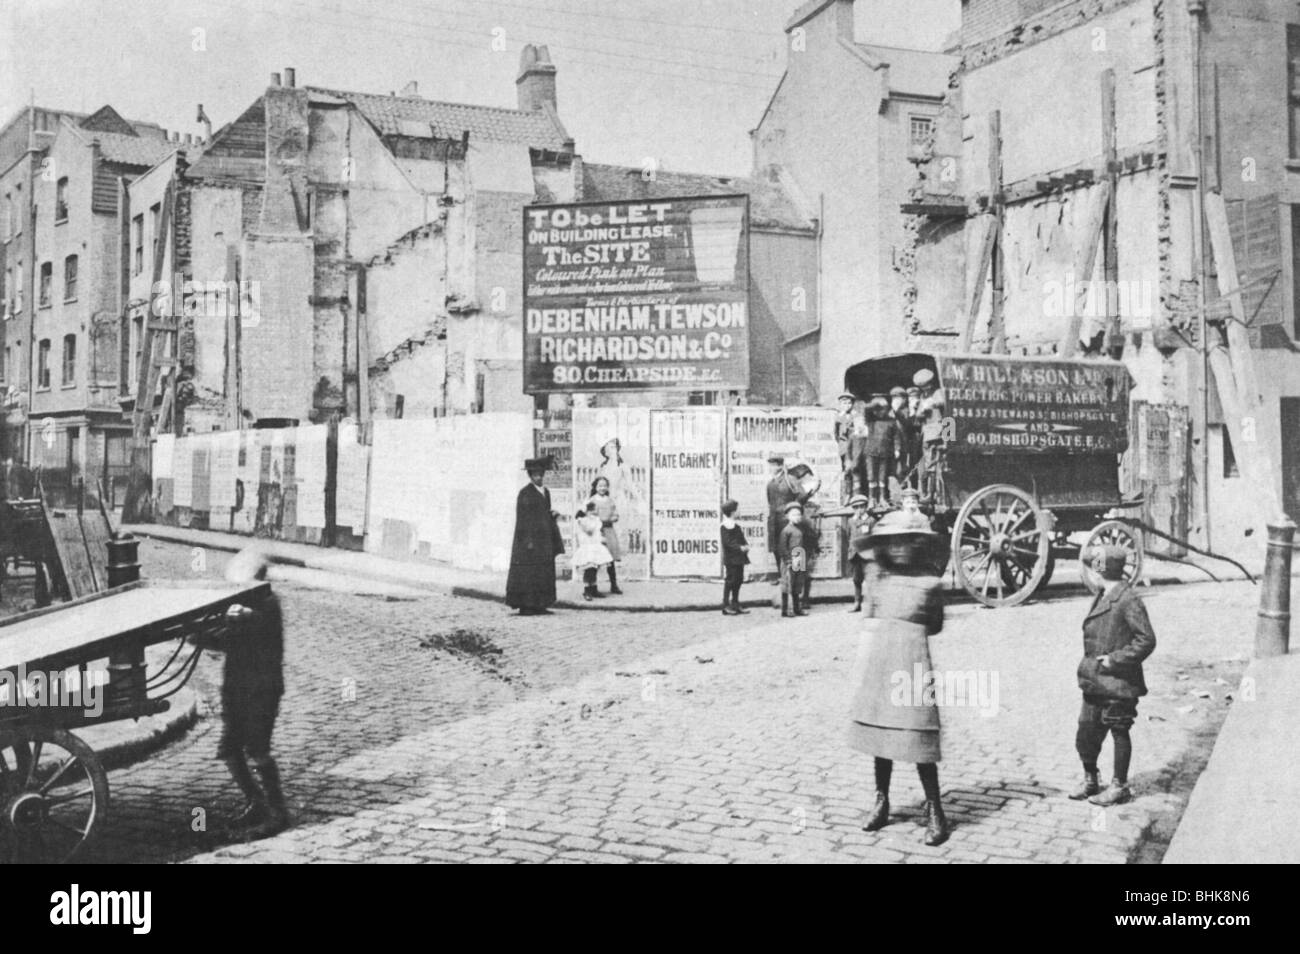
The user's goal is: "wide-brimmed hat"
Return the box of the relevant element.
[524,457,553,472]
[864,509,937,543]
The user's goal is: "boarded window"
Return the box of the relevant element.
[1209,194,1282,346]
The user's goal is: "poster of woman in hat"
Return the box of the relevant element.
[573,407,650,577]
[847,510,950,846]
[506,457,564,616]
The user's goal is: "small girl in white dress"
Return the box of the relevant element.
[573,501,614,601]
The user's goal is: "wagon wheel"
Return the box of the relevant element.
[0,726,109,864]
[1079,519,1145,594]
[951,484,1051,608]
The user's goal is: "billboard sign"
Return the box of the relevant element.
[523,195,750,393]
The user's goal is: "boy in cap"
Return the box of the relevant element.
[846,493,874,612]
[891,386,918,488]
[1070,545,1156,806]
[211,545,290,840]
[834,392,856,497]
[862,397,899,506]
[719,499,750,615]
[913,368,947,502]
[777,501,810,617]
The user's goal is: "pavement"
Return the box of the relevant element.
[1162,651,1300,864]
[121,522,1275,613]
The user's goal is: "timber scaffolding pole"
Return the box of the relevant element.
[121,180,175,524]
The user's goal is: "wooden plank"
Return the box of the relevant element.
[1101,69,1121,355]
[44,509,98,600]
[1204,190,1279,518]
[225,243,242,430]
[987,110,1007,354]
[960,216,997,352]
[1059,179,1111,358]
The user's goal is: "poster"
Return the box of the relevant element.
[295,425,328,529]
[172,436,192,508]
[724,407,842,578]
[523,195,750,393]
[209,431,239,509]
[649,409,724,578]
[152,434,174,480]
[336,422,369,532]
[572,406,650,578]
[534,408,573,575]
[942,357,1130,455]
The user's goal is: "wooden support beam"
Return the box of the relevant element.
[1101,69,1122,356]
[1204,190,1278,520]
[959,216,998,353]
[987,110,1007,354]
[1058,179,1111,358]
[224,243,242,430]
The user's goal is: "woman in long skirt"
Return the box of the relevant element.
[847,509,949,846]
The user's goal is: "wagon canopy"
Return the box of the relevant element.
[844,352,1131,456]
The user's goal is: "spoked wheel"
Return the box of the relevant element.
[951,484,1052,608]
[0,726,109,864]
[1080,519,1145,593]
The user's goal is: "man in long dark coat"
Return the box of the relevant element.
[506,457,562,615]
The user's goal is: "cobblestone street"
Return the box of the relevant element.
[62,540,1251,864]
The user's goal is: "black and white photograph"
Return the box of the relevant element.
[0,0,1290,902]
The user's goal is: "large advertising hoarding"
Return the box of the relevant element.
[649,409,725,578]
[523,195,750,394]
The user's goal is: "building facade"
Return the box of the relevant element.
[751,0,956,403]
[903,0,1300,554]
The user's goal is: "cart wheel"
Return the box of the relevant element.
[951,484,1051,608]
[1080,520,1144,593]
[0,726,109,864]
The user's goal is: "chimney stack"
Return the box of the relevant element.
[284,67,296,88]
[516,44,557,112]
[271,72,281,86]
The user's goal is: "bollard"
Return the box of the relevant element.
[1255,517,1296,657]
[105,532,144,711]
[106,531,141,588]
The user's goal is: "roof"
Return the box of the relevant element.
[579,163,815,232]
[856,45,955,99]
[308,86,571,150]
[77,128,178,167]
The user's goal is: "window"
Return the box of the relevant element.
[132,214,144,275]
[38,262,52,308]
[150,202,161,268]
[3,267,10,317]
[1290,26,1300,158]
[64,254,77,300]
[909,115,935,147]
[55,177,68,222]
[37,339,50,389]
[61,334,76,386]
[13,183,20,235]
[13,260,21,312]
[2,192,9,241]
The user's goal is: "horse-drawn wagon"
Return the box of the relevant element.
[845,352,1141,607]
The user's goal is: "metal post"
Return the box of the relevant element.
[1255,518,1295,657]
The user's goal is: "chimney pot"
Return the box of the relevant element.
[271,72,281,86]
[284,67,296,87]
